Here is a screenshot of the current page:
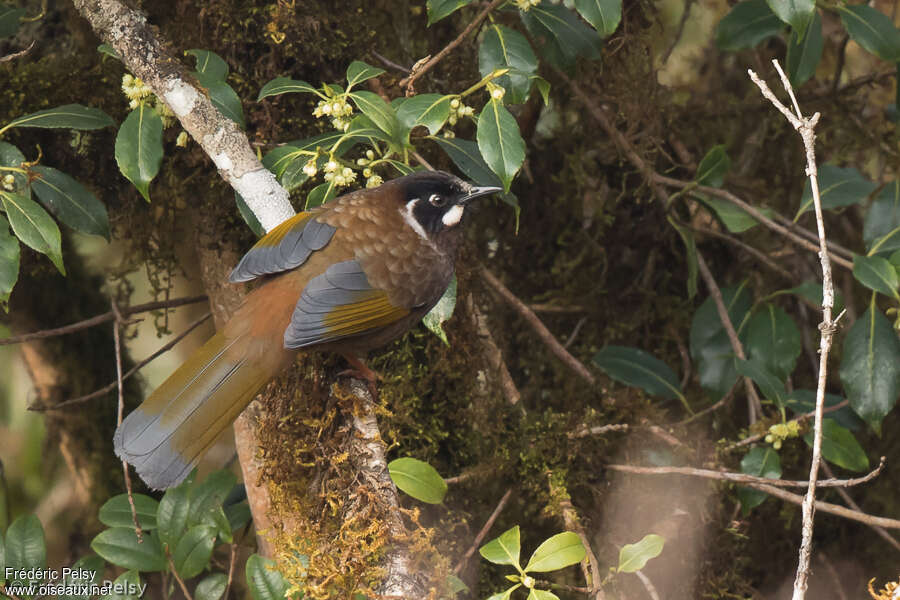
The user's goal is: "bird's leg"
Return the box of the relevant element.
[338,353,380,398]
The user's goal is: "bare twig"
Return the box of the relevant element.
[399,0,505,95]
[725,399,849,451]
[0,40,36,63]
[0,295,208,345]
[660,0,696,65]
[112,302,143,542]
[820,461,900,552]
[570,423,630,438]
[606,456,885,489]
[481,267,596,385]
[469,296,521,405]
[551,476,603,597]
[750,60,836,600]
[634,571,661,600]
[686,222,794,281]
[371,50,411,74]
[695,252,763,423]
[31,312,212,411]
[224,542,238,600]
[167,552,194,600]
[452,488,513,574]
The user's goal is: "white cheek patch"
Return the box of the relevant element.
[442,204,465,227]
[401,199,430,241]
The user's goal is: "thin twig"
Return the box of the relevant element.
[399,0,504,95]
[0,295,208,345]
[481,267,596,385]
[30,312,212,411]
[570,423,630,438]
[686,222,794,281]
[452,488,513,574]
[725,399,849,451]
[634,571,661,600]
[0,40,36,63]
[660,0,696,65]
[695,252,763,423]
[820,461,900,552]
[167,552,194,600]
[224,542,238,600]
[606,456,885,489]
[111,303,143,542]
[551,475,603,596]
[370,50,411,74]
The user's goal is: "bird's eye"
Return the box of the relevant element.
[429,193,446,207]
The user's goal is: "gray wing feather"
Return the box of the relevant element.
[229,217,337,283]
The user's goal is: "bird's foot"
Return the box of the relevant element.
[338,354,380,399]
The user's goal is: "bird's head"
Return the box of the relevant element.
[389,170,501,239]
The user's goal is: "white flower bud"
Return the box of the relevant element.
[450,98,460,109]
[321,102,332,115]
[176,131,189,147]
[366,149,375,160]
[491,86,505,100]
[325,160,338,172]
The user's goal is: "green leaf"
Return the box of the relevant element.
[235,192,265,237]
[477,99,525,191]
[0,218,20,308]
[574,0,622,37]
[246,554,290,600]
[257,77,320,101]
[715,0,783,51]
[97,43,120,60]
[525,531,586,572]
[172,525,216,579]
[306,181,337,210]
[2,104,114,132]
[396,94,453,135]
[1,191,65,274]
[839,305,900,428]
[839,5,900,62]
[786,11,823,86]
[479,525,521,567]
[487,586,521,600]
[528,590,559,600]
[90,528,166,571]
[781,280,844,314]
[766,0,814,38]
[520,4,601,68]
[0,4,25,39]
[735,357,785,406]
[668,218,698,298]
[795,164,876,219]
[190,470,237,524]
[60,554,104,600]
[196,72,245,128]
[196,573,228,600]
[186,49,229,80]
[5,515,46,583]
[99,570,142,600]
[737,447,781,512]
[803,419,869,472]
[447,573,468,596]
[864,181,900,254]
[689,283,752,399]
[430,136,503,187]
[423,276,456,345]
[616,534,665,573]
[743,304,801,381]
[696,144,731,187]
[114,104,164,202]
[593,346,684,402]
[349,91,401,143]
[0,141,27,193]
[31,166,110,238]
[533,76,551,105]
[853,254,900,300]
[346,60,385,89]
[224,500,252,532]
[699,196,772,233]
[99,494,159,530]
[478,25,538,104]
[786,390,864,431]
[426,0,473,24]
[388,457,447,503]
[158,480,192,551]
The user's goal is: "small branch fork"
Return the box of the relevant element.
[749,60,838,600]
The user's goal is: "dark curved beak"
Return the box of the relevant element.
[461,185,503,205]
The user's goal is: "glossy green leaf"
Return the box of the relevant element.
[737,447,781,512]
[786,11,822,86]
[735,358,785,406]
[593,346,684,401]
[479,526,521,567]
[388,457,447,503]
[766,0,814,38]
[31,166,110,238]
[700,196,772,233]
[0,141,27,193]
[0,218,19,308]
[99,494,159,530]
[525,531,586,572]
[246,554,290,600]
[669,218,698,298]
[696,145,730,187]
[3,104,114,132]
[795,164,876,219]
[190,470,237,524]
[90,528,166,571]
[346,60,385,89]
[423,275,456,345]
[5,515,46,583]
[1,191,64,274]
[478,25,538,104]
[864,181,900,254]
[617,534,665,573]
[520,3,601,68]
[349,91,401,143]
[430,136,502,187]
[196,72,245,127]
[99,570,142,600]
[781,280,844,314]
[477,99,525,191]
[186,49,229,80]
[487,586,520,600]
[853,254,900,299]
[306,181,337,210]
[157,480,192,551]
[114,104,163,202]
[396,94,453,135]
[172,525,216,579]
[528,590,559,600]
[803,419,869,472]
[689,283,752,399]
[257,77,320,100]
[97,43,120,60]
[786,390,864,431]
[235,192,265,237]
[743,304,801,381]
[575,0,622,37]
[839,5,900,62]
[426,0,473,24]
[715,0,783,51]
[195,573,228,600]
[839,305,900,428]
[0,4,25,39]
[224,500,252,532]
